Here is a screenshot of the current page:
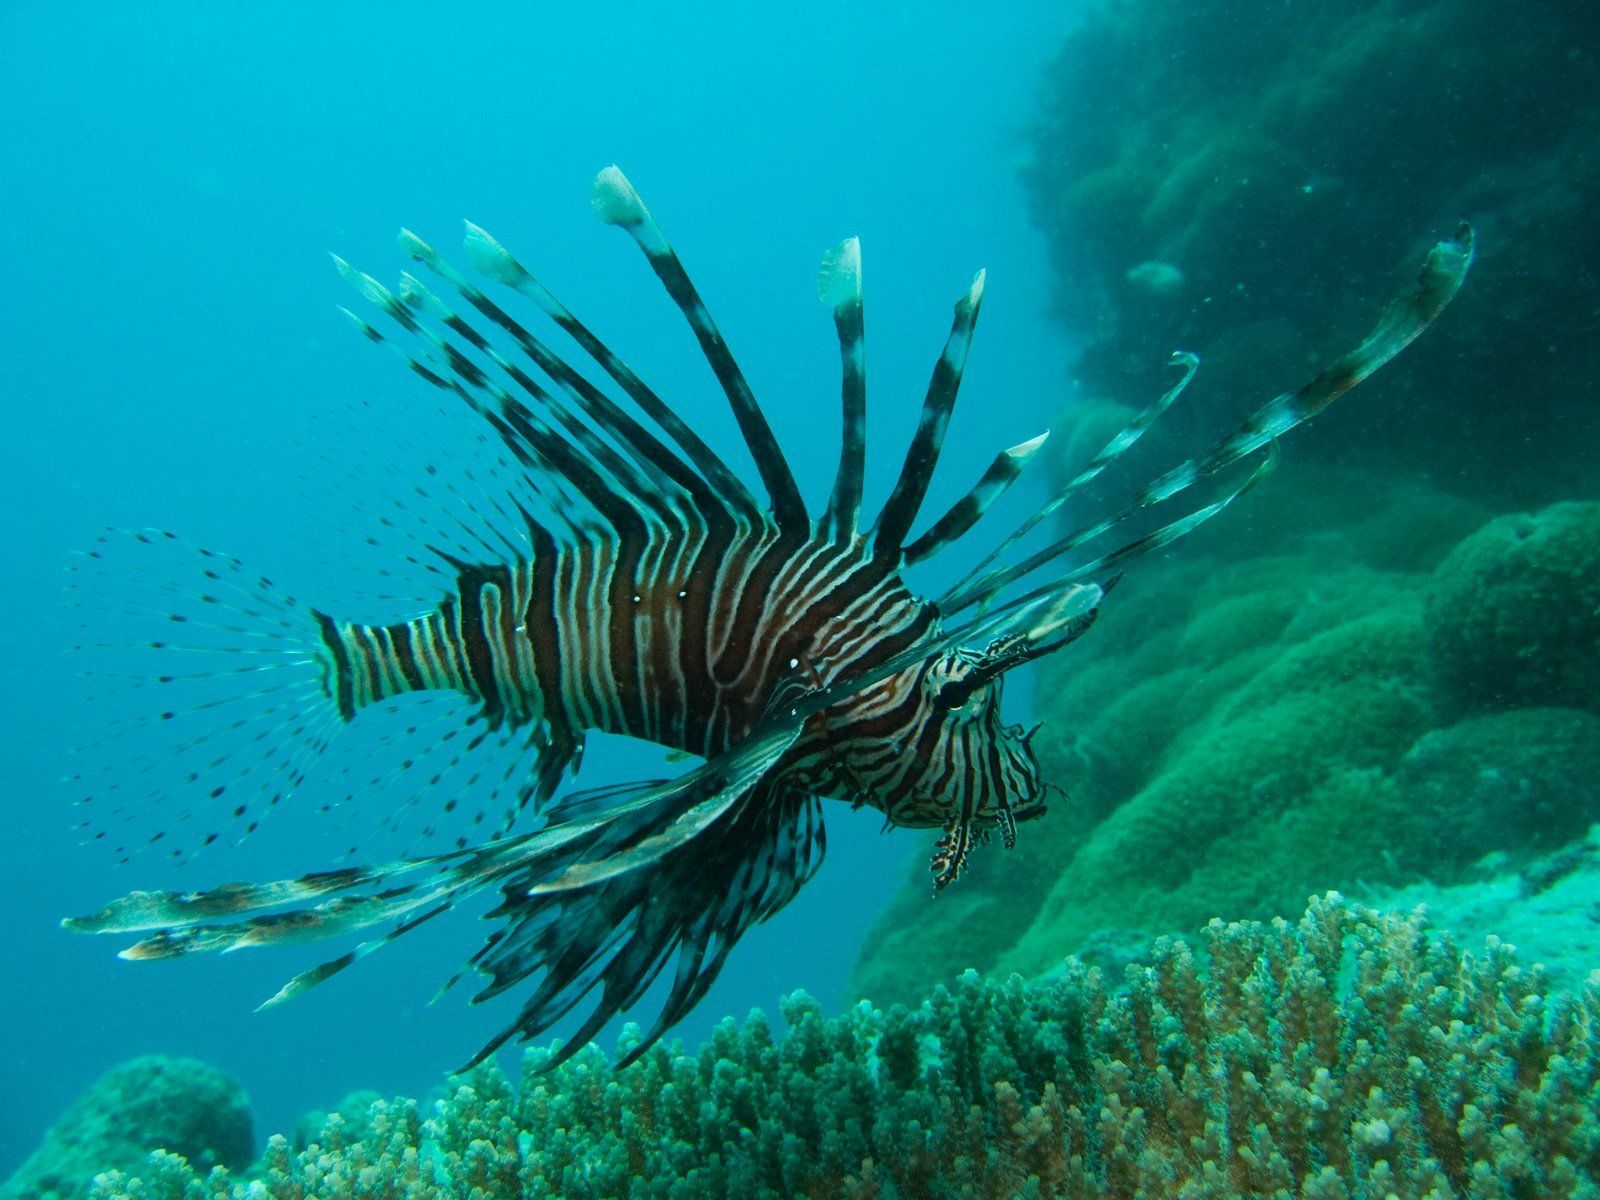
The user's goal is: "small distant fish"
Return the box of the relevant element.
[64,168,1472,1067]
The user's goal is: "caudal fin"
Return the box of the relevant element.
[66,529,347,865]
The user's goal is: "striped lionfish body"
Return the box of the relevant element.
[67,168,1473,1067]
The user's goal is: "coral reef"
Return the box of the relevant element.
[853,490,1600,1003]
[1424,502,1600,719]
[0,1058,252,1200]
[1394,709,1600,869]
[854,0,1600,1040]
[80,898,1600,1199]
[287,1092,384,1154]
[1357,824,1600,997]
[1023,0,1600,505]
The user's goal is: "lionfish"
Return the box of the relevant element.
[65,167,1472,1067]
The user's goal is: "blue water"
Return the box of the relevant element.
[0,0,1079,1166]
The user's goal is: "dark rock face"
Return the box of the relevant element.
[1,1057,253,1200]
[1023,0,1600,506]
[1423,501,1600,719]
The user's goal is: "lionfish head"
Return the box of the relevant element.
[881,645,1048,889]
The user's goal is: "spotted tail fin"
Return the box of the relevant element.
[68,528,573,865]
[67,530,348,865]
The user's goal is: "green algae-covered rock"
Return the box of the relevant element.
[1,1057,252,1200]
[1424,501,1600,719]
[1394,707,1600,868]
[850,473,1498,1002]
[852,553,1433,1001]
[1003,606,1431,976]
[854,495,1600,1001]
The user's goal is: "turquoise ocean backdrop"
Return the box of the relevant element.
[1,0,1074,1170]
[5,2,1600,1197]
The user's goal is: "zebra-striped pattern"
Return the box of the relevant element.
[326,527,936,771]
[69,169,1473,1071]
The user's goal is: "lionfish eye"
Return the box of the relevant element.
[936,678,979,709]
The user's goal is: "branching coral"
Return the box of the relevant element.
[85,897,1599,1200]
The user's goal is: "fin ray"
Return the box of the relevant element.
[873,271,986,552]
[819,237,867,539]
[942,225,1475,614]
[68,717,812,1065]
[395,239,722,525]
[591,166,807,528]
[903,432,1048,565]
[458,220,761,523]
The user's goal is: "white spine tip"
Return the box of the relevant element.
[1026,582,1103,643]
[397,271,443,315]
[590,165,647,226]
[967,269,988,307]
[1009,431,1050,460]
[397,228,435,264]
[817,236,862,307]
[330,255,390,305]
[463,221,521,284]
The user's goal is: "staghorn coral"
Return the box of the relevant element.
[1358,824,1600,998]
[85,897,1600,1200]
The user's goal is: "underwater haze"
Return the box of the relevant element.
[6,1,1600,1197]
[1,0,1077,1173]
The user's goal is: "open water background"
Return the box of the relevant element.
[0,0,1080,1167]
